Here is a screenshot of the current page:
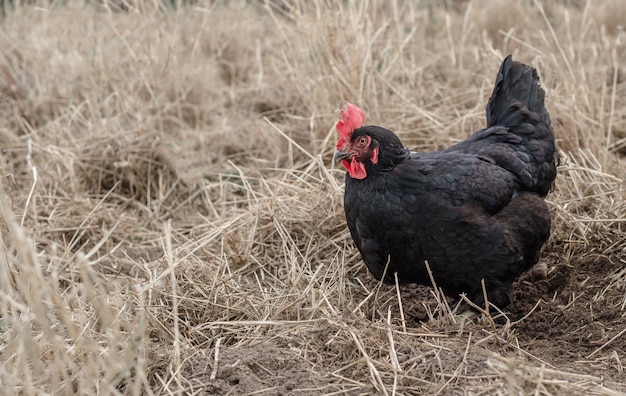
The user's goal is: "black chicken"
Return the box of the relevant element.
[334,56,557,309]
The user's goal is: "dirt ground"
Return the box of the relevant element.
[509,255,626,385]
[181,253,626,395]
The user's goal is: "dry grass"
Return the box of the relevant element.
[0,0,625,394]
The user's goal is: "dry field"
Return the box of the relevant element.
[0,0,625,394]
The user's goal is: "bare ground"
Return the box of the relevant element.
[176,253,626,395]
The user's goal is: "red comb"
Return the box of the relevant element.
[336,101,366,149]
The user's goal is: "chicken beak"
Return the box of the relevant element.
[334,150,352,163]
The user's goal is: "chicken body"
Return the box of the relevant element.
[335,56,557,308]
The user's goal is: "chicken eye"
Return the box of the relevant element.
[356,136,368,147]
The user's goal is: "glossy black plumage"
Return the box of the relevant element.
[340,57,557,308]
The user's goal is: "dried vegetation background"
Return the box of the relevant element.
[0,0,625,394]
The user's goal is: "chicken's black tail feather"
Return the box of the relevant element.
[483,56,558,196]
[486,55,550,130]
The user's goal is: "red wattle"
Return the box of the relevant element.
[342,158,366,180]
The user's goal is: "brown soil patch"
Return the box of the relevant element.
[182,342,322,395]
[189,253,626,395]
[509,255,626,384]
